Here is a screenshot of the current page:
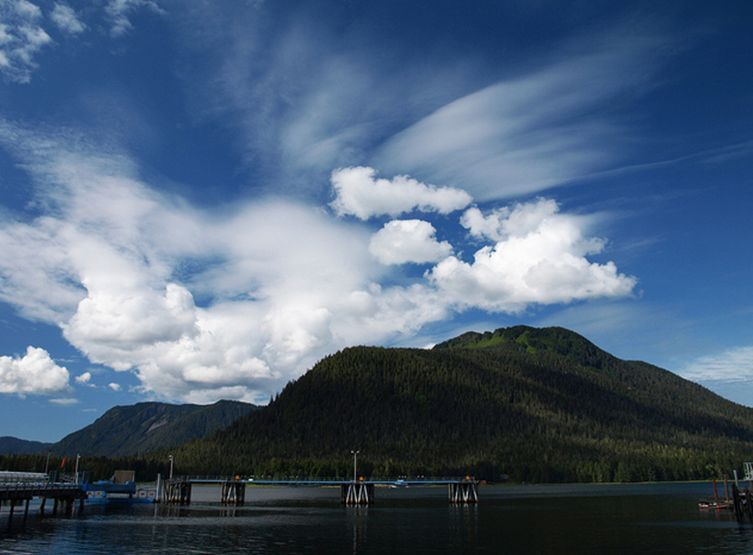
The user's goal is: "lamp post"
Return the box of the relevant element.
[350,450,359,483]
[168,454,174,480]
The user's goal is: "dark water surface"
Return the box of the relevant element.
[2,482,753,554]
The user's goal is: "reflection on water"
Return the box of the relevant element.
[3,483,753,553]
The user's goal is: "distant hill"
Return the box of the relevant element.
[174,326,753,482]
[0,436,52,455]
[53,400,257,457]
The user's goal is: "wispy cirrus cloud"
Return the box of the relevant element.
[50,3,85,35]
[174,4,678,203]
[104,0,164,37]
[0,0,52,83]
[173,3,476,192]
[373,33,674,201]
[0,0,163,83]
[681,346,753,384]
[49,397,78,405]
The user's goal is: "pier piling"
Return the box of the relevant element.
[448,481,479,504]
[341,483,374,505]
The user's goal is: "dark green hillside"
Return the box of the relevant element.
[175,326,753,482]
[53,400,256,457]
[0,436,52,455]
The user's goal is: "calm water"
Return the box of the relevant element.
[2,482,753,553]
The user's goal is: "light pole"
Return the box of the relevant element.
[350,450,359,483]
[168,454,174,480]
[74,454,81,484]
[44,451,51,475]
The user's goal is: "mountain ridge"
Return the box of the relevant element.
[172,325,753,482]
[0,436,53,455]
[51,400,257,457]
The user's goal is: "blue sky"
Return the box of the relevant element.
[0,0,751,441]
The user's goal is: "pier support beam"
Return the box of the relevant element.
[221,481,246,506]
[341,482,374,505]
[448,481,479,504]
[163,479,192,505]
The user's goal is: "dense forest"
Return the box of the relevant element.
[168,326,753,482]
[5,326,751,484]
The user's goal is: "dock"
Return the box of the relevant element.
[157,477,481,506]
[0,472,87,529]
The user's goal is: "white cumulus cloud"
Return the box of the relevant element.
[74,371,91,384]
[108,382,121,391]
[0,346,70,395]
[429,199,636,312]
[330,166,471,220]
[0,123,638,404]
[369,219,452,265]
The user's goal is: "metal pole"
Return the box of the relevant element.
[45,451,51,475]
[169,455,174,479]
[74,454,81,484]
[351,450,359,482]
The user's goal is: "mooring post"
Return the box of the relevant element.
[732,484,742,521]
[40,496,46,517]
[23,498,30,524]
[52,497,59,516]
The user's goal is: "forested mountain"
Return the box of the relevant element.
[53,400,256,457]
[174,326,753,482]
[0,436,52,455]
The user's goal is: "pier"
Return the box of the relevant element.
[0,473,87,529]
[156,477,480,506]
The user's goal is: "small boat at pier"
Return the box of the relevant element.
[85,470,155,505]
